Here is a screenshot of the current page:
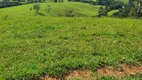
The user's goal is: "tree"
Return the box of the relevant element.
[109,1,124,10]
[137,0,142,17]
[119,4,131,17]
[33,3,40,15]
[98,7,108,17]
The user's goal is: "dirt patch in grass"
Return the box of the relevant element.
[40,76,57,80]
[40,64,142,80]
[97,64,142,78]
[64,70,95,80]
[40,70,94,80]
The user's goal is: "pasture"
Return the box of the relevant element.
[0,2,142,80]
[0,2,100,17]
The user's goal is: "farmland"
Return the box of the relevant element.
[0,1,142,80]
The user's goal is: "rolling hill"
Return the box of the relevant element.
[0,1,142,80]
[0,2,100,17]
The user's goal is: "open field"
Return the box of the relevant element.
[0,2,100,17]
[0,2,142,80]
[0,16,142,79]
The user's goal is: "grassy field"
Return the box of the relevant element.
[0,2,100,17]
[0,16,142,79]
[116,0,129,3]
[0,2,142,80]
[108,10,119,16]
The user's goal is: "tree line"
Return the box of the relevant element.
[0,0,64,8]
[97,0,142,17]
[68,0,142,17]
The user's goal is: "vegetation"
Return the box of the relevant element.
[0,1,22,8]
[33,3,40,15]
[0,2,100,17]
[0,16,142,80]
[0,0,142,80]
[96,0,142,17]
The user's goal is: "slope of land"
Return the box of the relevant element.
[0,1,142,80]
[0,2,100,17]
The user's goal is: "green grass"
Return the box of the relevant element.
[0,2,142,80]
[108,10,119,16]
[0,2,100,17]
[94,0,129,3]
[0,16,142,79]
[116,0,129,3]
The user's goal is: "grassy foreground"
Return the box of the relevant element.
[0,16,142,79]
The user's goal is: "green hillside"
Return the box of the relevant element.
[116,0,129,3]
[0,2,100,17]
[0,1,142,80]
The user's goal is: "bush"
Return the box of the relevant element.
[2,15,9,20]
[33,3,40,15]
[64,9,75,17]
